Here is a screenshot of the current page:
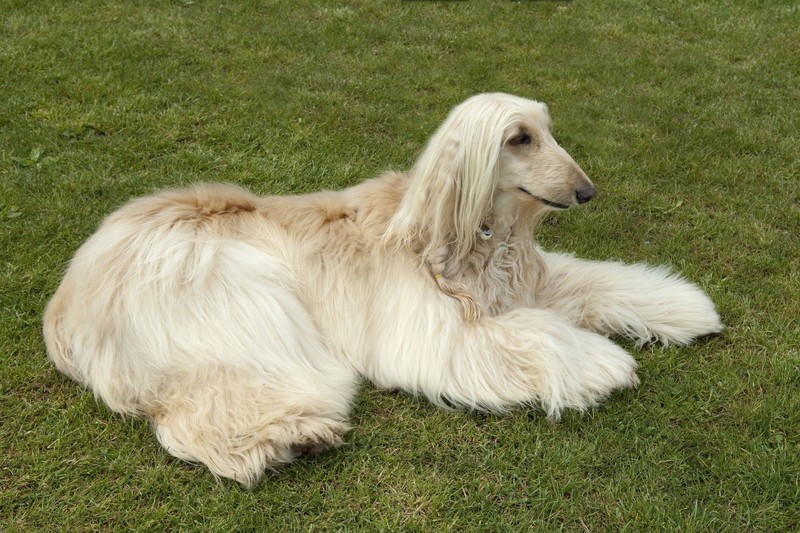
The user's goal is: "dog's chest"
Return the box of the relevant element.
[458,239,539,316]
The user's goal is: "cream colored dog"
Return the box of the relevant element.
[44,93,722,486]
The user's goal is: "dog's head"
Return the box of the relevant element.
[494,95,595,212]
[390,93,595,264]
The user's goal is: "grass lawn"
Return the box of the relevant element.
[2,0,798,530]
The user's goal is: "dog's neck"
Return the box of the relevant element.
[480,192,547,244]
[423,192,548,321]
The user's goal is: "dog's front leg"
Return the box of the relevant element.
[373,308,640,418]
[535,250,723,346]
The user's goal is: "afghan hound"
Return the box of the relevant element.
[44,93,722,486]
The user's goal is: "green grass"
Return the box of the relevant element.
[2,0,798,530]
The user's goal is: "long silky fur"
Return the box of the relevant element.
[44,93,723,486]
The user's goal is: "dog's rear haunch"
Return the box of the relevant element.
[44,93,722,486]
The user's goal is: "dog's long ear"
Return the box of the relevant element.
[387,95,517,268]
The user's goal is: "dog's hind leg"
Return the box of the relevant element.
[54,231,357,486]
[139,241,358,486]
[536,251,723,346]
[151,367,352,487]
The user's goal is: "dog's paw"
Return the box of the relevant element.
[540,330,639,419]
[644,282,724,347]
[577,332,640,396]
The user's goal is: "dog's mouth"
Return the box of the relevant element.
[517,187,571,210]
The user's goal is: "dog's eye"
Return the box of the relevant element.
[509,132,531,146]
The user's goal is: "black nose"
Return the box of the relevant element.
[575,184,597,204]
